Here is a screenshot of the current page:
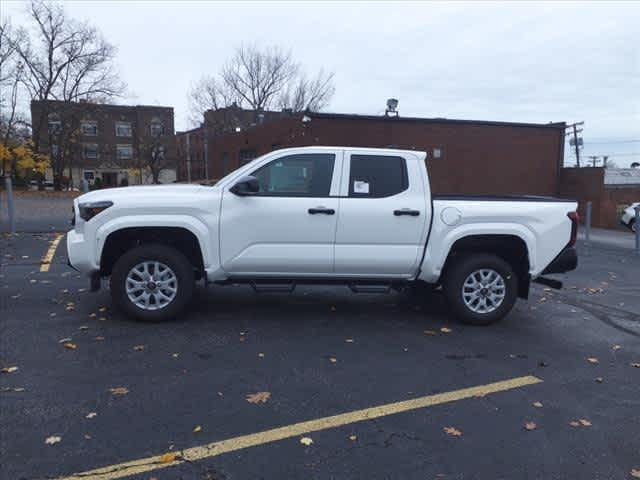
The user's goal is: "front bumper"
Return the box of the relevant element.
[66,229,99,275]
[542,247,578,275]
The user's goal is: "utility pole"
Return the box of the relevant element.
[566,121,584,167]
[588,155,599,167]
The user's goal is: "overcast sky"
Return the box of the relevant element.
[2,0,639,166]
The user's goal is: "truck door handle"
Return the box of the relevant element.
[308,207,335,215]
[394,209,420,216]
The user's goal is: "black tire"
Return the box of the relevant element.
[630,219,636,233]
[442,253,518,326]
[110,244,195,322]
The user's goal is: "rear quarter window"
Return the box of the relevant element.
[348,155,408,198]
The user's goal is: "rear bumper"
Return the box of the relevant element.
[542,247,578,275]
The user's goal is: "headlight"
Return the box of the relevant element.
[78,201,113,221]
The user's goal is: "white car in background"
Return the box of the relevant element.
[621,202,639,232]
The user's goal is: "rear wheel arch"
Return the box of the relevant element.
[100,227,205,279]
[442,234,531,299]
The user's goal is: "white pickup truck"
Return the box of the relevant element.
[67,146,578,325]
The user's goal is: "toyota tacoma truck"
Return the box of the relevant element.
[67,146,578,325]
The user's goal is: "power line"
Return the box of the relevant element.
[582,139,640,144]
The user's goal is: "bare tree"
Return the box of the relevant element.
[11,0,125,188]
[138,134,170,184]
[187,75,239,127]
[187,44,335,127]
[278,69,335,113]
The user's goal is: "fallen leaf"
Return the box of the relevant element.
[532,401,543,408]
[257,352,265,358]
[193,425,202,433]
[84,434,92,439]
[109,387,129,395]
[159,452,177,463]
[79,326,89,331]
[630,469,640,479]
[595,377,604,383]
[99,307,107,312]
[300,437,313,446]
[443,426,462,437]
[587,357,599,364]
[329,357,337,363]
[631,363,640,368]
[58,337,72,343]
[578,419,592,426]
[172,353,179,358]
[45,435,61,445]
[86,412,97,419]
[330,306,336,312]
[94,336,105,341]
[133,345,145,351]
[63,342,77,350]
[89,313,97,318]
[99,317,107,321]
[349,435,357,441]
[440,327,452,333]
[423,330,437,336]
[246,391,271,404]
[569,421,580,427]
[345,338,354,343]
[524,421,537,431]
[1,366,18,374]
[612,345,621,351]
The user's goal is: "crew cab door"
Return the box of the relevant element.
[220,150,342,275]
[334,151,430,277]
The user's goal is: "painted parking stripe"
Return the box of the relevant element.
[40,234,63,272]
[56,375,542,480]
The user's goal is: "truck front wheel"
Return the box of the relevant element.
[443,253,518,325]
[110,244,194,322]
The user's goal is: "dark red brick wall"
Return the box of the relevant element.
[179,116,565,196]
[559,167,640,228]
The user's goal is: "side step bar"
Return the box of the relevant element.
[249,281,296,293]
[348,283,391,294]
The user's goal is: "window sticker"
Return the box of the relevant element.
[353,180,370,194]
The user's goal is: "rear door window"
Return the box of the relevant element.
[348,155,408,198]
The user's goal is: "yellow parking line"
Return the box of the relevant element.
[56,375,542,480]
[40,234,63,272]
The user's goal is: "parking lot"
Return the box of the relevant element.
[2,207,640,479]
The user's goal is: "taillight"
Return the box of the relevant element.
[567,211,579,247]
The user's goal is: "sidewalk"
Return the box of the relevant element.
[578,226,637,251]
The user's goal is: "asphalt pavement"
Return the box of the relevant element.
[1,230,639,480]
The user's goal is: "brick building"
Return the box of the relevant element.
[177,108,566,197]
[560,167,640,229]
[31,100,177,188]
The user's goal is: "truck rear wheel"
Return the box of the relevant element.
[110,244,194,322]
[443,253,517,325]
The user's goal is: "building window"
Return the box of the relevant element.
[115,122,132,137]
[348,155,408,198]
[150,120,164,136]
[81,121,98,136]
[82,143,99,159]
[50,144,60,157]
[83,170,95,181]
[432,148,442,159]
[239,148,257,165]
[116,144,133,160]
[48,114,61,134]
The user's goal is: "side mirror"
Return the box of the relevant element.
[230,175,260,196]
